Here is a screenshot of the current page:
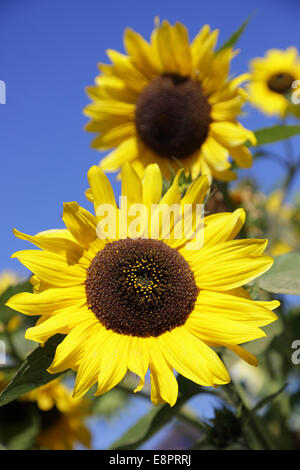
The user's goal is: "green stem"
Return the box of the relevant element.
[282,161,299,199]
[231,382,276,450]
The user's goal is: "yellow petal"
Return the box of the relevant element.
[6,285,86,316]
[128,337,149,393]
[186,309,266,346]
[159,169,182,206]
[25,306,93,344]
[167,175,209,250]
[229,145,253,168]
[226,344,258,366]
[73,327,112,398]
[12,250,86,287]
[85,188,93,203]
[95,333,130,396]
[121,162,143,206]
[159,328,230,386]
[84,99,135,120]
[186,239,273,290]
[211,96,244,121]
[89,74,137,103]
[87,166,117,220]
[148,339,178,406]
[106,49,148,93]
[192,29,219,74]
[211,121,256,147]
[201,136,230,172]
[49,321,100,374]
[142,164,163,206]
[171,22,192,76]
[13,228,83,263]
[211,168,237,182]
[62,202,97,248]
[181,175,209,205]
[90,122,136,150]
[191,24,211,61]
[203,209,246,247]
[194,290,278,326]
[150,170,182,240]
[124,28,160,77]
[156,20,178,73]
[99,136,139,172]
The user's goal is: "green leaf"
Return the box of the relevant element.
[258,253,300,295]
[110,376,201,450]
[216,13,254,53]
[110,399,185,450]
[252,384,287,413]
[250,125,300,147]
[0,334,65,407]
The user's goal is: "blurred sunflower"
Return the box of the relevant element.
[22,379,91,450]
[7,164,278,406]
[266,189,294,256]
[248,47,300,117]
[0,377,91,450]
[84,20,255,182]
[231,183,299,256]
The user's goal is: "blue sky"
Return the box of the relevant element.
[1,0,300,273]
[0,0,299,450]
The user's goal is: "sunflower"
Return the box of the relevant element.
[248,47,300,117]
[22,379,91,450]
[7,164,278,406]
[0,377,91,450]
[84,20,255,182]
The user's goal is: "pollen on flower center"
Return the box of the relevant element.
[267,72,295,94]
[85,238,199,337]
[135,74,211,159]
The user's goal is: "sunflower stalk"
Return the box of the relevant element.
[222,381,277,450]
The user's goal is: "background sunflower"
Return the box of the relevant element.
[84,20,255,182]
[0,377,91,450]
[248,47,300,117]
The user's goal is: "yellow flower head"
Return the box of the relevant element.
[248,47,300,117]
[7,164,278,407]
[84,20,256,182]
[22,379,91,450]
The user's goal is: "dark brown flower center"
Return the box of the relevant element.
[85,238,198,337]
[267,72,295,94]
[135,74,211,159]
